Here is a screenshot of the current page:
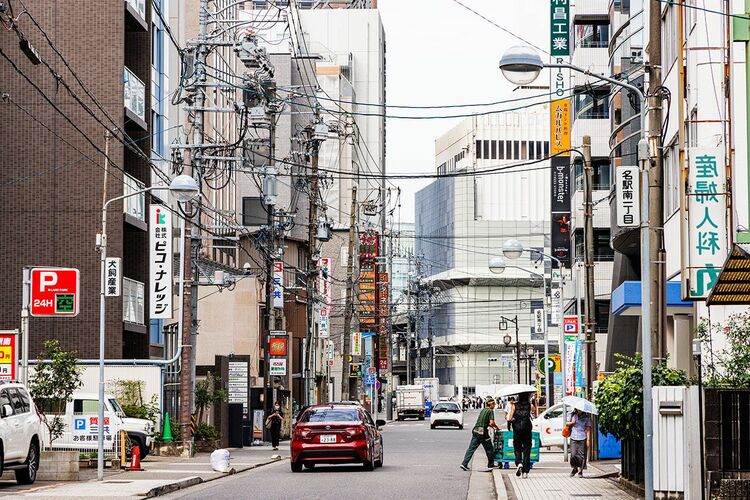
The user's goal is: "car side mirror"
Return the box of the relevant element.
[1,404,12,418]
[376,419,386,427]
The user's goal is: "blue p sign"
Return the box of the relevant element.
[74,418,86,431]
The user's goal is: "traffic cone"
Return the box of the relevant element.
[162,412,173,442]
[127,445,144,471]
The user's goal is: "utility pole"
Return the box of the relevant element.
[428,288,434,378]
[406,258,412,385]
[583,135,598,461]
[341,186,357,401]
[305,127,321,406]
[180,0,208,445]
[582,135,596,400]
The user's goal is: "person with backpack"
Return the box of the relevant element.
[507,392,536,478]
[460,397,500,471]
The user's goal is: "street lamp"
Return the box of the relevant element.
[488,256,507,274]
[96,174,199,480]
[500,45,654,498]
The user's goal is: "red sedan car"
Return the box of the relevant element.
[291,404,385,472]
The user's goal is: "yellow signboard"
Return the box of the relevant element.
[550,99,571,156]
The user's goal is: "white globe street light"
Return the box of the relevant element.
[502,239,525,260]
[169,174,201,203]
[498,46,544,86]
[488,256,507,274]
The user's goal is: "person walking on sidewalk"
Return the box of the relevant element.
[460,398,500,471]
[507,392,535,478]
[567,409,591,477]
[268,401,283,450]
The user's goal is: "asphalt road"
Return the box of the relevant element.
[164,413,485,500]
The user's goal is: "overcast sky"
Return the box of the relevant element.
[377,0,549,222]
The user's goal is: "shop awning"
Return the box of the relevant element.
[611,281,693,316]
[706,243,750,305]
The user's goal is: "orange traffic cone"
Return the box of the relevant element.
[127,445,144,471]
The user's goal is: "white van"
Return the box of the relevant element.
[47,393,154,457]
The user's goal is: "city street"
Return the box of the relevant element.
[163,415,480,500]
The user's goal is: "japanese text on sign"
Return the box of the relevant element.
[273,261,284,309]
[683,148,730,299]
[0,332,17,380]
[149,205,172,319]
[616,166,640,227]
[104,257,121,297]
[550,0,570,56]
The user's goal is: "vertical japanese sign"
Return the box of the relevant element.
[682,148,731,299]
[550,0,571,271]
[564,334,577,396]
[318,257,332,337]
[273,261,284,309]
[616,166,640,227]
[351,332,362,356]
[533,308,545,334]
[550,0,570,57]
[104,257,121,297]
[149,205,172,319]
[0,332,18,380]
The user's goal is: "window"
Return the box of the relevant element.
[574,22,609,48]
[513,141,520,159]
[574,159,611,191]
[150,319,164,345]
[544,141,550,158]
[521,141,528,160]
[574,89,610,119]
[498,141,505,160]
[506,141,512,159]
[475,140,482,159]
[73,399,100,414]
[595,230,614,260]
[662,6,677,70]
[17,388,30,413]
[8,389,25,414]
[536,141,543,160]
[483,140,490,160]
[364,411,375,426]
[299,408,361,423]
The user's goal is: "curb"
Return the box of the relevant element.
[144,457,286,498]
[492,469,509,500]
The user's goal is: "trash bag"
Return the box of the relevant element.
[210,449,231,473]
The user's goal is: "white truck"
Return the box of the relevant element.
[414,377,440,406]
[395,385,425,421]
[46,392,155,458]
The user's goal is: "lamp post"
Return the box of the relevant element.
[498,316,519,384]
[499,47,653,497]
[96,174,199,481]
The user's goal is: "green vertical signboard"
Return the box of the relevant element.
[550,0,570,57]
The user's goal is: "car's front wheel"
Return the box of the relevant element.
[15,441,39,485]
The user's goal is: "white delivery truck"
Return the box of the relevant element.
[414,377,440,405]
[395,385,425,420]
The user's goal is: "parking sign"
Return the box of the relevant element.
[29,268,80,317]
[563,315,579,334]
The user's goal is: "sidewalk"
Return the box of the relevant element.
[0,443,290,499]
[493,451,635,500]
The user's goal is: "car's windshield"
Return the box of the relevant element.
[299,408,361,423]
[108,398,126,417]
[433,403,460,412]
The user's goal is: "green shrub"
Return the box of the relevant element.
[194,423,220,442]
[696,313,750,388]
[595,354,689,441]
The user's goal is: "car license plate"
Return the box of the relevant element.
[320,434,337,444]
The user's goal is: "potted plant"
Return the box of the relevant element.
[79,453,89,468]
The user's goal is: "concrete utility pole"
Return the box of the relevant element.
[406,258,412,385]
[648,0,665,363]
[428,289,434,378]
[263,110,278,436]
[305,129,321,406]
[582,135,598,461]
[180,0,208,445]
[341,186,357,401]
[582,135,596,400]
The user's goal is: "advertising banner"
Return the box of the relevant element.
[273,261,284,309]
[0,332,17,380]
[149,205,172,319]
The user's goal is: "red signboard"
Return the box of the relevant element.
[0,332,17,380]
[269,337,287,357]
[563,315,579,334]
[29,268,80,317]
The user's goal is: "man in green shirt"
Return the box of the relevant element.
[460,398,500,471]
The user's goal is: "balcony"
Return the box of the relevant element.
[124,67,147,130]
[571,46,609,86]
[573,0,609,19]
[123,174,147,229]
[124,0,147,31]
[123,278,145,325]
